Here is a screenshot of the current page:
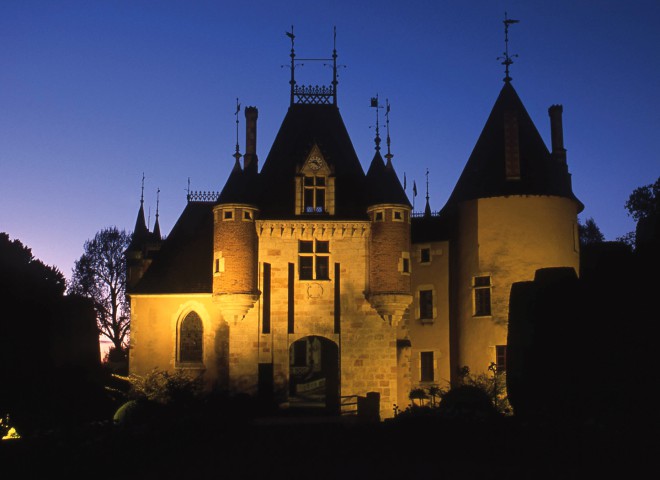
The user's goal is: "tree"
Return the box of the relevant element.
[624,176,660,222]
[68,227,131,358]
[578,217,605,246]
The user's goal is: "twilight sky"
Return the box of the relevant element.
[1,0,658,281]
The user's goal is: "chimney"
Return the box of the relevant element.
[548,105,567,164]
[244,106,258,172]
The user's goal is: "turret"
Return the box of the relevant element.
[364,149,412,325]
[126,184,160,291]
[212,108,260,321]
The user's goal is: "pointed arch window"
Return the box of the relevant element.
[179,311,203,363]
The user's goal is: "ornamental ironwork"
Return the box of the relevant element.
[187,191,219,203]
[294,84,334,105]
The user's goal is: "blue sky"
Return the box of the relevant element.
[1,0,658,280]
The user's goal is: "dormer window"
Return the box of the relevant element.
[304,176,326,213]
[296,144,335,215]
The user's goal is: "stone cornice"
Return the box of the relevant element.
[256,220,370,239]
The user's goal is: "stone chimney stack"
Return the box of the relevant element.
[548,105,567,164]
[244,106,258,172]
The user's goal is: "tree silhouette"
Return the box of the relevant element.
[578,217,605,245]
[68,227,131,359]
[624,176,659,222]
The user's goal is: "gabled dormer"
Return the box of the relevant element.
[295,144,336,215]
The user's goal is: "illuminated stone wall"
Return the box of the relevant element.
[451,195,580,378]
[406,239,451,394]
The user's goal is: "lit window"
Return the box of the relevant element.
[299,240,330,280]
[420,248,431,263]
[304,176,326,213]
[420,351,434,382]
[495,345,507,372]
[420,290,433,320]
[474,276,492,316]
[179,312,203,363]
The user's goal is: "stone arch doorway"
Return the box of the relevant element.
[288,336,339,413]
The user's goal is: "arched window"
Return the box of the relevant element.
[179,312,203,363]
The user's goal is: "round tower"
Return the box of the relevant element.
[212,106,261,321]
[365,147,413,325]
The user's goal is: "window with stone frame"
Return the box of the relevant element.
[303,176,326,213]
[179,311,203,363]
[298,240,330,280]
[420,351,434,382]
[473,275,492,316]
[495,345,507,372]
[419,289,433,320]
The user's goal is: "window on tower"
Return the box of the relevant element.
[473,276,492,317]
[303,176,326,213]
[299,240,330,280]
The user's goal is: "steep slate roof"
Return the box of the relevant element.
[440,81,583,214]
[127,202,150,252]
[365,151,411,207]
[256,103,368,219]
[131,201,213,294]
[216,159,259,205]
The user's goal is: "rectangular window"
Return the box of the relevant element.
[375,211,384,221]
[243,210,252,220]
[299,240,330,280]
[223,210,233,220]
[303,176,326,213]
[420,290,433,320]
[496,345,507,372]
[474,276,492,316]
[420,248,431,263]
[393,210,403,221]
[420,351,434,382]
[402,258,410,273]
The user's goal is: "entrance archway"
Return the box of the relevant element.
[288,336,339,413]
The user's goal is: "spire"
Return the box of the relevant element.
[233,98,242,169]
[332,26,338,105]
[152,187,161,241]
[370,95,382,152]
[129,173,150,251]
[384,99,393,166]
[497,12,520,83]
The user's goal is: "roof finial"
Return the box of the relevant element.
[140,172,145,205]
[497,12,520,83]
[424,168,432,217]
[233,98,242,167]
[155,187,160,220]
[384,99,393,165]
[332,26,338,105]
[286,25,296,106]
[370,94,382,152]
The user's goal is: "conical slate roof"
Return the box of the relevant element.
[127,201,150,251]
[365,151,411,207]
[256,103,368,219]
[441,81,583,213]
[216,159,259,205]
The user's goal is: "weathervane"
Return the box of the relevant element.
[285,26,296,105]
[233,98,242,166]
[370,94,383,151]
[497,12,520,82]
